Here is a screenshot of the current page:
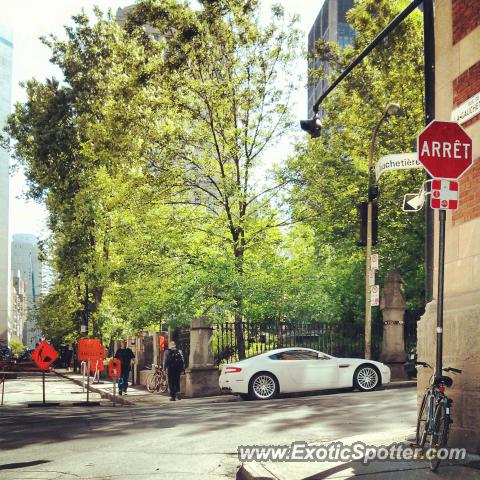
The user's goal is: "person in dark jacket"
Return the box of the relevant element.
[163,341,184,401]
[115,340,135,395]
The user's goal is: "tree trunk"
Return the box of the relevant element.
[233,241,246,359]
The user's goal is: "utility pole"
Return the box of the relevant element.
[364,104,400,359]
[423,0,435,303]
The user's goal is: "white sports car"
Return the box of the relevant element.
[219,347,391,400]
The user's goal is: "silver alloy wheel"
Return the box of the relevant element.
[252,374,276,399]
[357,367,379,390]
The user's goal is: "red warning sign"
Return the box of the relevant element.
[108,359,121,378]
[32,340,59,371]
[78,338,105,371]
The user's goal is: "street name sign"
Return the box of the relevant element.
[417,121,473,179]
[375,152,421,180]
[451,91,480,126]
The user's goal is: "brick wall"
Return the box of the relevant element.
[453,160,480,225]
[452,59,480,225]
[452,0,480,44]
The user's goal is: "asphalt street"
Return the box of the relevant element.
[0,374,417,479]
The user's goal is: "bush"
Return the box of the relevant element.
[9,339,26,359]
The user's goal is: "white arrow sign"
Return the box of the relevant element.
[403,193,425,212]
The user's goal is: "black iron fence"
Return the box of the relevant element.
[213,321,384,365]
[173,318,417,368]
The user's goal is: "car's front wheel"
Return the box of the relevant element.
[249,372,279,400]
[354,365,380,391]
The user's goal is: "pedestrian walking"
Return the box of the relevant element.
[115,340,135,395]
[163,341,184,401]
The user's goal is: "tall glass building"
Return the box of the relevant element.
[0,26,13,345]
[307,0,355,115]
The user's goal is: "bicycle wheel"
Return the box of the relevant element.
[146,373,159,393]
[416,390,431,447]
[428,399,450,472]
[158,372,168,393]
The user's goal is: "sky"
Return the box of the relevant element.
[2,0,324,240]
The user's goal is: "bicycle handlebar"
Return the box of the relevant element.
[444,367,462,374]
[415,361,462,374]
[415,361,432,368]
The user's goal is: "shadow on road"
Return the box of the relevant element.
[0,387,416,453]
[0,460,51,470]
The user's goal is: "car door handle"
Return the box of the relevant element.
[339,364,350,368]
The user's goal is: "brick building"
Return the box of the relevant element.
[417,0,480,452]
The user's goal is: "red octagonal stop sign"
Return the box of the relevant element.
[417,121,473,179]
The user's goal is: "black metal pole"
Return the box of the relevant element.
[87,360,90,403]
[84,284,89,335]
[436,210,446,378]
[42,371,46,404]
[313,0,423,114]
[423,0,435,303]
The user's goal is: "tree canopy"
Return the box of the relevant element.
[3,0,426,350]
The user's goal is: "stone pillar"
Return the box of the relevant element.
[152,332,159,366]
[184,317,221,397]
[380,271,408,380]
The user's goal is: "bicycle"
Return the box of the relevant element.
[415,360,462,471]
[146,364,168,394]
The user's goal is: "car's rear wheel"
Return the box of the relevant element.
[249,372,278,400]
[354,365,380,391]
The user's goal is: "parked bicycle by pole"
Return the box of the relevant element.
[415,360,462,471]
[146,364,168,394]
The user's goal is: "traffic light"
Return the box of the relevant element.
[299,116,322,138]
[357,201,378,246]
[368,186,379,201]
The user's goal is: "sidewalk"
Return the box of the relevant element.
[54,369,240,406]
[0,371,105,406]
[236,429,480,480]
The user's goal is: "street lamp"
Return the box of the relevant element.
[364,102,400,360]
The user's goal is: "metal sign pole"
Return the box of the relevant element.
[86,360,90,403]
[436,210,446,378]
[365,201,373,359]
[1,375,5,406]
[113,378,116,407]
[42,371,46,404]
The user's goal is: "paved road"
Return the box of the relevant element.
[0,373,417,479]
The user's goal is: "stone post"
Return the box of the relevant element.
[184,317,221,397]
[380,271,408,380]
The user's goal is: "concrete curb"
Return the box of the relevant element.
[382,380,416,390]
[54,370,133,406]
[236,464,276,480]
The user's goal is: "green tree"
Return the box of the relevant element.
[287,0,426,326]
[3,2,307,353]
[122,0,302,357]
